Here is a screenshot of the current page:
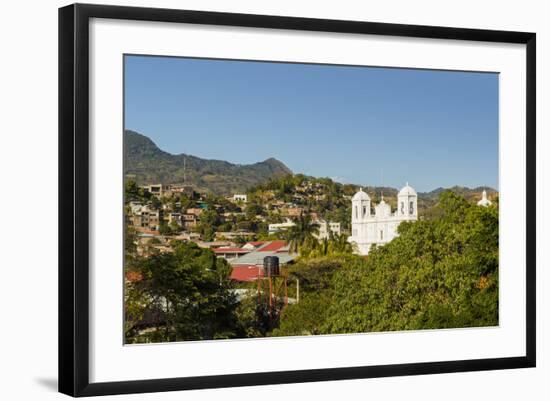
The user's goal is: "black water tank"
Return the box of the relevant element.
[263,256,280,276]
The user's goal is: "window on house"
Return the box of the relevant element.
[355,206,358,219]
[409,201,414,215]
[362,206,367,217]
[400,202,404,214]
[380,230,383,240]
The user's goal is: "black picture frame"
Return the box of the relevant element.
[59,3,536,397]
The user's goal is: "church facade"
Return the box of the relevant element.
[347,184,418,255]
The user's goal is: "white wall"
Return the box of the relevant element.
[0,0,547,399]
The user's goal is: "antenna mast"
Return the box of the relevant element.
[183,153,186,184]
[381,168,384,200]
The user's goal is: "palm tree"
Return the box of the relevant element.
[286,212,320,253]
[328,233,355,255]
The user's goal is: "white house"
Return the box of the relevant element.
[316,220,341,240]
[232,194,248,203]
[268,219,296,234]
[268,218,341,239]
[347,183,418,255]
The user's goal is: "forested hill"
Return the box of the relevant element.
[124,130,292,194]
[417,186,498,212]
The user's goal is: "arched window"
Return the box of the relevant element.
[400,202,405,215]
[362,205,367,217]
[409,201,414,215]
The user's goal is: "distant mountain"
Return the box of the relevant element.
[338,184,497,215]
[419,185,498,200]
[124,130,292,195]
[417,185,498,212]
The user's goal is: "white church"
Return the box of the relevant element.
[477,190,492,207]
[347,183,418,255]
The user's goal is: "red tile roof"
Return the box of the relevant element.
[246,241,265,247]
[258,240,287,252]
[125,270,143,283]
[230,264,264,282]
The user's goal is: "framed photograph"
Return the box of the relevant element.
[58,3,536,397]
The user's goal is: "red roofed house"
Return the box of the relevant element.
[228,241,295,282]
[230,264,264,282]
[257,240,287,253]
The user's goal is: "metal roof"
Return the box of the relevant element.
[229,250,296,266]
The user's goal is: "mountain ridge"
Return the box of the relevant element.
[124,130,292,194]
[125,130,497,200]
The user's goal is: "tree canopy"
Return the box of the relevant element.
[275,191,499,336]
[125,242,240,343]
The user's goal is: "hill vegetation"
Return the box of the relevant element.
[124,130,292,194]
[246,173,497,227]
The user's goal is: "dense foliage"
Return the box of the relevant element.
[125,242,241,343]
[274,191,499,335]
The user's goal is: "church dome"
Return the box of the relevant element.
[352,188,370,201]
[375,198,391,217]
[398,183,417,196]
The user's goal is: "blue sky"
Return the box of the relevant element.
[124,55,499,192]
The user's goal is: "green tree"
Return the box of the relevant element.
[272,256,346,336]
[158,222,171,236]
[197,209,220,241]
[234,293,271,338]
[125,242,239,343]
[245,202,264,219]
[179,194,195,210]
[271,293,332,336]
[323,191,499,334]
[286,213,319,253]
[124,179,151,202]
[299,233,355,258]
[168,219,181,234]
[150,196,162,210]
